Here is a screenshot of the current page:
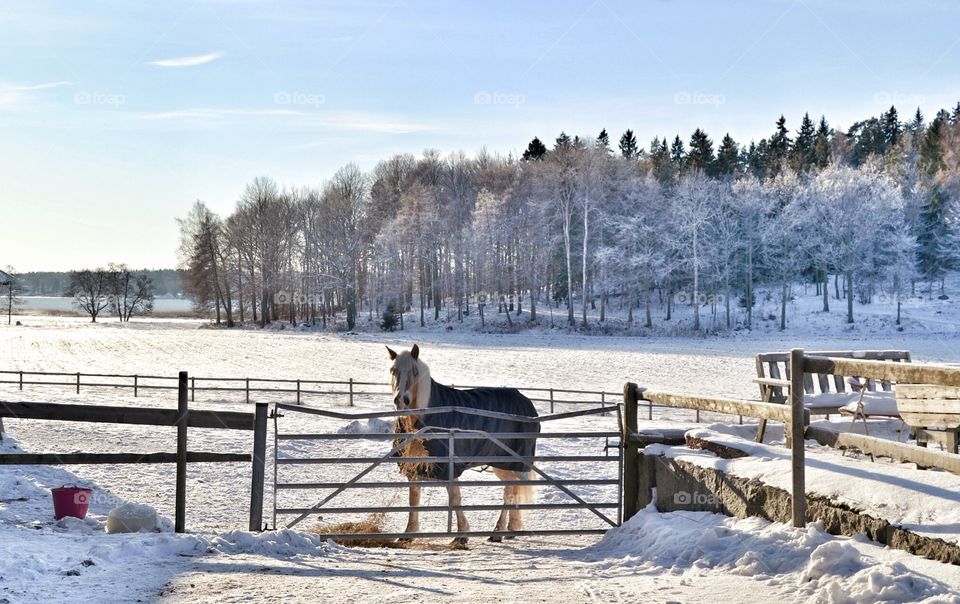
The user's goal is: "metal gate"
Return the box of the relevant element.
[270,403,622,540]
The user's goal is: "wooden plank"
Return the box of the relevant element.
[897,398,960,413]
[0,452,250,464]
[897,384,960,399]
[817,373,830,393]
[754,377,791,388]
[805,425,960,475]
[789,348,807,528]
[805,356,960,388]
[0,401,254,430]
[622,383,641,521]
[175,372,188,534]
[249,403,268,532]
[636,388,798,423]
[900,413,960,429]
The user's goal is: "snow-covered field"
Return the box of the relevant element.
[1,315,959,602]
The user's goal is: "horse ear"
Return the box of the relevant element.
[411,344,419,360]
[386,346,397,360]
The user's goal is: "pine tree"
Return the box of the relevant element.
[909,108,924,133]
[768,115,791,175]
[715,133,740,177]
[791,113,816,172]
[649,137,673,185]
[847,118,884,165]
[952,102,960,125]
[554,131,572,151]
[746,139,768,179]
[619,129,638,158]
[597,128,610,151]
[919,112,947,177]
[881,105,901,148]
[813,116,831,168]
[687,128,716,175]
[521,136,547,161]
[670,135,686,175]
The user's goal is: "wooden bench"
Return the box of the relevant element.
[896,384,960,454]
[755,350,912,442]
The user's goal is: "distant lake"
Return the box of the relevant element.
[18,296,194,314]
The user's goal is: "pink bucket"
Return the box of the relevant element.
[51,485,92,520]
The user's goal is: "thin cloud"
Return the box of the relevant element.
[6,81,74,91]
[141,107,304,120]
[140,107,435,134]
[149,51,224,68]
[0,81,73,107]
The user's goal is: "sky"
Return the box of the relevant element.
[2,0,960,272]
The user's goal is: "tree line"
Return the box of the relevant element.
[177,103,960,331]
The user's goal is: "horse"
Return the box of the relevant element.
[387,344,539,547]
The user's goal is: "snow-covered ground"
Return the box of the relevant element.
[1,315,959,602]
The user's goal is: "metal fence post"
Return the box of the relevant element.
[622,383,640,521]
[191,377,195,402]
[76,372,80,394]
[249,403,268,532]
[550,389,554,413]
[296,380,301,405]
[133,375,138,398]
[789,348,807,528]
[175,371,188,533]
[349,378,354,407]
[19,371,23,391]
[246,378,250,404]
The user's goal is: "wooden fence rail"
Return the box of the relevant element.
[0,372,269,533]
[0,369,628,412]
[624,348,960,531]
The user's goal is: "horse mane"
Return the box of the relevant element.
[414,357,432,409]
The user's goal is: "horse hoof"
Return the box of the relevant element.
[504,535,517,540]
[395,537,414,546]
[487,535,503,543]
[449,537,469,549]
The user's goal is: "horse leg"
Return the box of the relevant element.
[399,483,421,543]
[490,468,519,541]
[447,481,470,548]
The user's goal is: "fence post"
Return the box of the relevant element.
[549,389,554,413]
[622,382,640,521]
[19,371,23,391]
[789,348,807,528]
[191,377,195,402]
[133,375,138,398]
[246,378,250,404]
[601,391,606,414]
[76,372,80,394]
[296,380,301,405]
[175,371,189,534]
[249,403,268,532]
[349,378,354,407]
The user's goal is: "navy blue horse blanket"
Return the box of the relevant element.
[396,380,539,481]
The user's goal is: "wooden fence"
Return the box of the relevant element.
[0,369,624,413]
[0,372,268,532]
[623,348,960,529]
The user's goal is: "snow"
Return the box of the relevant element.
[593,507,960,603]
[656,428,960,546]
[1,317,960,601]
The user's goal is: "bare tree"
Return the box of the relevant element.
[68,268,112,322]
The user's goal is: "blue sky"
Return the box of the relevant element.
[3,0,960,271]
